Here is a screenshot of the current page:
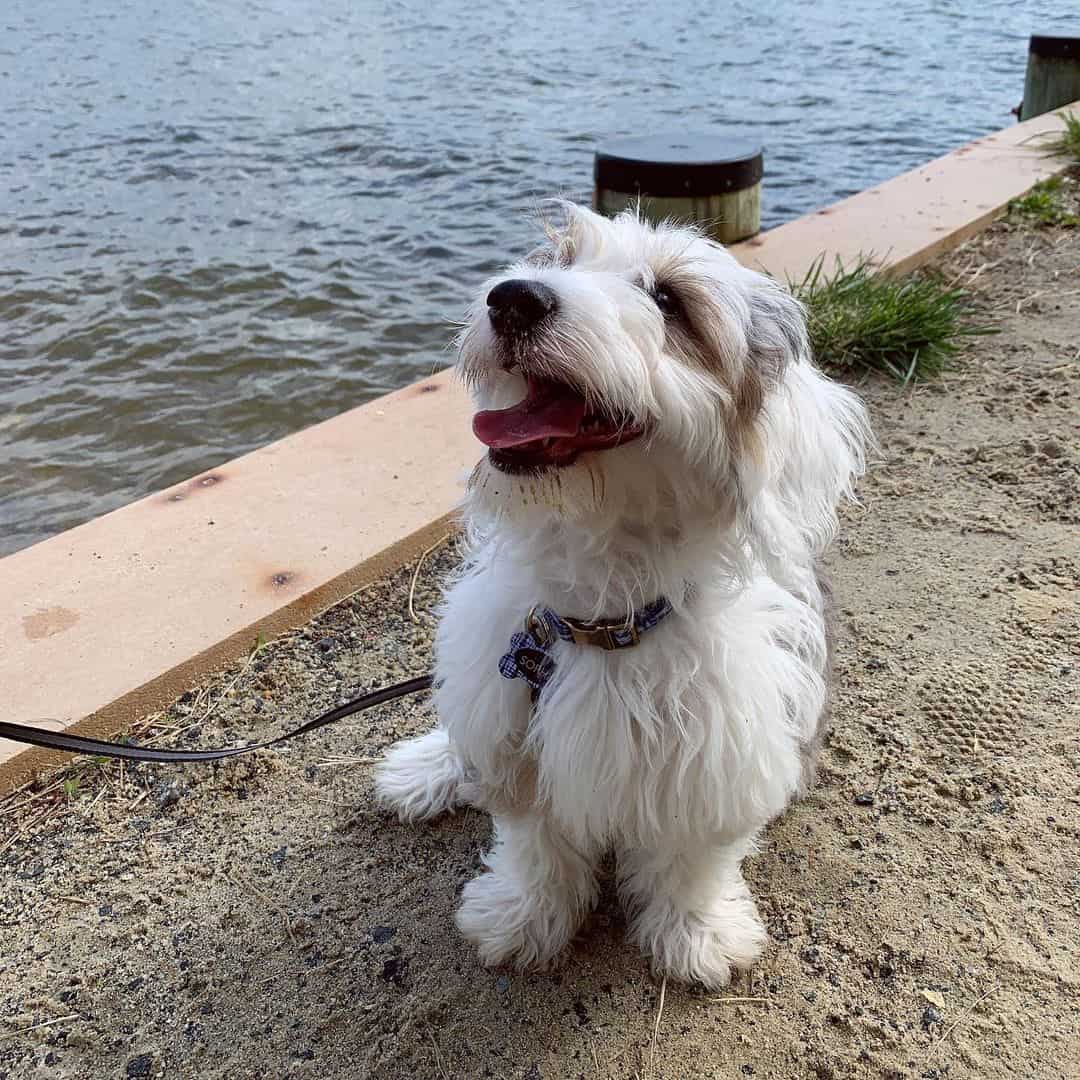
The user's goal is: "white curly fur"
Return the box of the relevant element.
[375,204,870,988]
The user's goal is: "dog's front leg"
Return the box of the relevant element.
[457,812,600,970]
[618,836,766,989]
[374,727,469,822]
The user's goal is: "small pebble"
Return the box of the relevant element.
[381,955,408,986]
[126,1054,153,1079]
[153,781,185,810]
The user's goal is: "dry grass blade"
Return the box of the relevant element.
[647,976,667,1078]
[225,872,298,944]
[1032,110,1080,162]
[408,532,451,622]
[0,1015,81,1042]
[427,1026,451,1080]
[0,805,60,858]
[313,755,379,768]
[923,984,1003,1066]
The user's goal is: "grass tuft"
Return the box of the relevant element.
[1008,175,1079,227]
[790,256,993,382]
[1042,110,1080,163]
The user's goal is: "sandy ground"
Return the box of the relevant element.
[2,188,1078,1080]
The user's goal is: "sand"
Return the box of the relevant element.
[1,187,1078,1080]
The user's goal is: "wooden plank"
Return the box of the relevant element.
[730,106,1077,280]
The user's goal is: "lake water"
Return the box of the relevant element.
[0,0,1061,553]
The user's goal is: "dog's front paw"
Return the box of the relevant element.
[374,729,465,823]
[633,889,766,990]
[456,870,577,970]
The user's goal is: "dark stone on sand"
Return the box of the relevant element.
[269,846,287,869]
[153,781,185,809]
[381,955,408,986]
[126,1055,153,1078]
[922,1004,942,1027]
[854,792,875,806]
[371,925,396,944]
[572,998,589,1026]
[315,636,336,653]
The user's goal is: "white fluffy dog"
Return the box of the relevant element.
[375,203,869,988]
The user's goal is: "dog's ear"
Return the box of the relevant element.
[745,276,808,384]
[736,275,871,577]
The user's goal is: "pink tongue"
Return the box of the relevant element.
[473,378,588,449]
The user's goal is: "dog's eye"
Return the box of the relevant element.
[652,284,681,319]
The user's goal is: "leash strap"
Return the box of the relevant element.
[0,674,435,765]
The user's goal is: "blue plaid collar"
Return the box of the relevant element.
[537,597,674,651]
[498,596,674,693]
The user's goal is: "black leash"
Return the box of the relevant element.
[0,674,435,765]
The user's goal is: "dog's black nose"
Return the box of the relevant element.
[487,279,558,336]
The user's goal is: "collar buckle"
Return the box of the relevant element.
[562,617,639,651]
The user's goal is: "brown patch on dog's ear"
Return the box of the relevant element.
[727,280,807,440]
[733,354,766,422]
[746,282,805,385]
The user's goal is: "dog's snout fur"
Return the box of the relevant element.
[487,278,558,337]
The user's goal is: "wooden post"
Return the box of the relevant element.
[593,136,763,244]
[1020,35,1080,120]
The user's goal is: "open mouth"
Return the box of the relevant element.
[472,376,645,472]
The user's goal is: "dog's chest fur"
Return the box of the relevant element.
[434,539,828,852]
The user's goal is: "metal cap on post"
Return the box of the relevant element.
[1020,35,1080,120]
[593,135,763,244]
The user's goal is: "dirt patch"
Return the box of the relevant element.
[2,192,1078,1080]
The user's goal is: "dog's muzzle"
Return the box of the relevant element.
[487,278,558,338]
